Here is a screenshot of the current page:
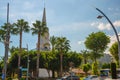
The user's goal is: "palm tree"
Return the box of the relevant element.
[50,36,57,52]
[56,37,70,77]
[0,25,6,75]
[0,23,13,43]
[0,23,13,61]
[49,36,57,77]
[0,22,13,79]
[31,20,48,78]
[13,19,30,77]
[0,28,6,42]
[81,50,89,64]
[0,23,11,62]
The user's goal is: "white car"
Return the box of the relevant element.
[84,75,99,80]
[56,79,61,80]
[61,75,80,80]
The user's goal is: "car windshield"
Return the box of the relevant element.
[62,76,68,79]
[90,75,98,79]
[61,75,79,80]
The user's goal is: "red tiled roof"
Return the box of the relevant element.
[72,68,85,74]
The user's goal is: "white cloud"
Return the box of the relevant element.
[0,1,44,26]
[108,35,117,48]
[105,33,120,54]
[108,7,120,12]
[113,21,120,27]
[98,23,111,30]
[50,22,91,36]
[78,40,84,45]
[9,10,43,27]
[90,22,98,26]
[91,20,120,30]
[108,33,120,48]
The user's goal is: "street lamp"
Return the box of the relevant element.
[26,44,30,80]
[22,45,30,80]
[96,7,120,66]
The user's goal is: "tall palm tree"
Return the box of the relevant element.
[0,23,12,62]
[0,24,7,73]
[31,20,48,78]
[50,36,57,52]
[49,36,57,78]
[0,23,14,61]
[13,19,30,77]
[56,37,70,77]
[0,22,14,79]
[0,23,13,42]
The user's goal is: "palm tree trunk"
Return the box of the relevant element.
[60,52,63,77]
[84,59,87,64]
[36,32,40,78]
[3,24,10,80]
[18,30,22,79]
[52,70,55,78]
[47,69,50,78]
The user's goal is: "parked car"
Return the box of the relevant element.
[61,75,80,80]
[56,79,62,80]
[84,75,99,80]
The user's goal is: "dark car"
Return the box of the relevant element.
[61,75,80,80]
[83,75,99,80]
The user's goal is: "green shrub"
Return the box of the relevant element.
[102,63,110,69]
[20,78,26,80]
[7,77,12,80]
[92,62,99,75]
[82,63,91,75]
[111,62,117,79]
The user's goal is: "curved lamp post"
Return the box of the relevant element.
[96,8,120,65]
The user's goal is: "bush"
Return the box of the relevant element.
[82,63,91,75]
[111,62,117,79]
[92,62,99,75]
[7,77,12,80]
[102,63,110,69]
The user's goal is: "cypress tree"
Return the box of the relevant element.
[111,62,117,79]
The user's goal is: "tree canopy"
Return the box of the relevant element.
[109,42,119,65]
[85,31,110,53]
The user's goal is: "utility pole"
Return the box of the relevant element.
[3,3,10,80]
[26,44,29,80]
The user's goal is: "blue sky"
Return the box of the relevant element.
[0,0,120,56]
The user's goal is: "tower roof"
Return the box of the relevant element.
[42,7,46,25]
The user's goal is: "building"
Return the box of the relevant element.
[39,5,50,51]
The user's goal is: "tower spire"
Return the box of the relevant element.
[42,0,46,25]
[41,0,50,51]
